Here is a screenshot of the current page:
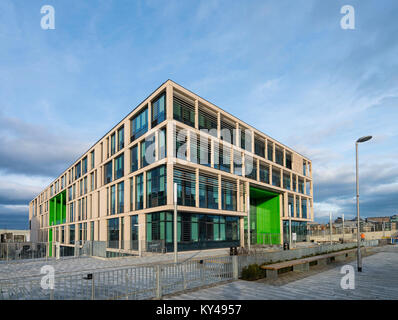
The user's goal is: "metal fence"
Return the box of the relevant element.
[0,240,380,300]
[0,242,48,261]
[0,255,233,300]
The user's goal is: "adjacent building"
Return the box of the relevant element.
[29,80,313,256]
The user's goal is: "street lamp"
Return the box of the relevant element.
[356,135,372,272]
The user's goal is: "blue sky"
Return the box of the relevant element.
[0,0,397,228]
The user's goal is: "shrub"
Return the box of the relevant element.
[241,264,266,281]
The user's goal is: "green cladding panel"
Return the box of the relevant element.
[49,190,66,227]
[249,187,281,245]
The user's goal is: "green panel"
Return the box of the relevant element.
[49,228,53,257]
[249,187,281,245]
[49,190,67,227]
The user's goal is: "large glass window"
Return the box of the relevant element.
[151,93,166,127]
[259,163,270,184]
[159,128,166,160]
[114,154,124,180]
[131,145,138,172]
[283,173,291,190]
[298,178,304,194]
[245,156,256,180]
[175,128,187,160]
[254,138,265,158]
[104,161,112,184]
[173,96,195,127]
[131,107,148,141]
[69,224,75,244]
[135,174,144,210]
[272,168,281,187]
[199,174,218,209]
[146,165,167,208]
[286,152,292,169]
[131,215,139,250]
[118,126,124,151]
[275,146,284,166]
[110,133,116,156]
[240,128,252,152]
[107,218,119,249]
[110,185,116,215]
[117,182,124,213]
[174,168,196,207]
[75,162,81,180]
[221,179,237,211]
[198,108,217,136]
[141,135,155,168]
[283,220,307,243]
[267,142,274,161]
[214,144,230,173]
[91,150,95,169]
[82,157,87,175]
[301,198,307,219]
[233,150,242,176]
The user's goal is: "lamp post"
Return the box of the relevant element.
[356,135,372,272]
[174,182,178,263]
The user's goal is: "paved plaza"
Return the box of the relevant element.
[169,246,398,300]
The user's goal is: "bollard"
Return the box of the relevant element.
[156,265,162,299]
[232,256,239,280]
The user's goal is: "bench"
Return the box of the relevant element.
[260,248,360,280]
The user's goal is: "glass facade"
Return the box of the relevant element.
[146,165,167,208]
[131,215,139,250]
[283,220,307,243]
[199,174,218,209]
[111,133,116,156]
[221,180,237,211]
[131,145,138,172]
[104,161,112,184]
[131,107,148,141]
[117,182,124,213]
[151,93,166,127]
[107,218,119,249]
[146,212,240,251]
[174,168,196,207]
[118,126,124,150]
[173,96,195,127]
[135,173,144,210]
[114,154,124,180]
[272,168,281,187]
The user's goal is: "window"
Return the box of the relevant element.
[199,173,218,209]
[302,198,307,219]
[221,179,237,211]
[296,197,300,218]
[117,182,124,213]
[75,162,81,180]
[159,128,166,159]
[131,145,138,172]
[283,173,291,190]
[110,133,116,156]
[90,172,95,191]
[275,146,283,166]
[245,156,256,180]
[69,224,75,244]
[68,186,73,201]
[240,127,252,152]
[286,152,292,169]
[288,195,294,217]
[151,93,166,127]
[110,185,116,215]
[91,150,95,169]
[90,222,94,241]
[175,128,187,160]
[298,178,304,194]
[272,168,281,187]
[292,174,297,192]
[254,137,265,158]
[220,117,236,145]
[195,136,211,167]
[114,154,124,180]
[104,161,112,184]
[233,150,242,176]
[173,96,195,127]
[107,218,119,249]
[174,167,195,207]
[303,161,307,176]
[259,163,270,184]
[198,107,217,136]
[82,157,88,175]
[135,173,144,210]
[131,107,148,141]
[214,144,230,173]
[267,142,274,161]
[118,126,124,151]
[83,176,87,194]
[131,215,139,250]
[141,135,155,168]
[147,165,167,208]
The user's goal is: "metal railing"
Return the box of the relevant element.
[0,242,48,262]
[0,255,233,300]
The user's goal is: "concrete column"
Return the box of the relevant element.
[138,213,146,252]
[195,168,199,208]
[218,174,222,210]
[148,101,152,131]
[166,162,174,206]
[166,83,173,120]
[217,111,221,139]
[195,100,199,130]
